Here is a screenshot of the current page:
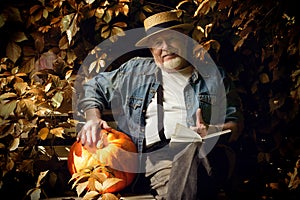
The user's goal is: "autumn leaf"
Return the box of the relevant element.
[17,99,36,119]
[0,92,18,100]
[26,188,41,200]
[82,190,100,200]
[102,193,119,200]
[36,170,49,187]
[59,35,69,50]
[194,0,210,17]
[85,0,96,4]
[14,82,28,96]
[61,13,80,45]
[50,127,65,138]
[9,137,20,151]
[102,177,122,191]
[76,181,89,197]
[2,157,14,176]
[93,172,108,183]
[6,41,21,63]
[38,127,50,140]
[51,91,64,108]
[12,32,28,43]
[0,13,7,28]
[35,51,57,71]
[0,100,17,119]
[31,32,45,53]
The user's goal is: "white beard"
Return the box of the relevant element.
[162,57,185,71]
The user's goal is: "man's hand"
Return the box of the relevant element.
[77,109,111,153]
[190,108,208,138]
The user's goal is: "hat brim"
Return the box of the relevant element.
[135,24,194,47]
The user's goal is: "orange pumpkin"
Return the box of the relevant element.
[68,128,138,193]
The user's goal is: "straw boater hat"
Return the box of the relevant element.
[135,10,194,47]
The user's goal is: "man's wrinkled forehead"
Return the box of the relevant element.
[147,29,187,46]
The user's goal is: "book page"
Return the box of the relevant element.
[171,123,231,143]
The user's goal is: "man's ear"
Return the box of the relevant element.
[149,48,154,55]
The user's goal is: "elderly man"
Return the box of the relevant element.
[77,10,244,200]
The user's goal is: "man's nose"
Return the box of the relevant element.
[160,39,171,50]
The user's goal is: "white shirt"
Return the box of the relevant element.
[145,66,193,146]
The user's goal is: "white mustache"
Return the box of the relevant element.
[161,48,178,57]
[162,52,176,58]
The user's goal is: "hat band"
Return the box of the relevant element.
[146,20,182,36]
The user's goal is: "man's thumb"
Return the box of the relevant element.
[196,108,204,125]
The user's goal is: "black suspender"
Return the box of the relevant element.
[156,69,167,142]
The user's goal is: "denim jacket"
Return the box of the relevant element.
[78,57,243,153]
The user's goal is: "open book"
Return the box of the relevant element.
[170,123,231,143]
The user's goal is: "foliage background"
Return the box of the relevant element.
[0,0,299,199]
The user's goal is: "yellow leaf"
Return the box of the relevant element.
[0,92,18,101]
[36,170,49,187]
[259,73,270,84]
[113,22,127,28]
[103,11,112,23]
[66,13,79,44]
[102,178,122,191]
[45,82,52,92]
[12,32,28,43]
[30,5,41,15]
[6,41,21,63]
[22,99,36,119]
[0,100,17,119]
[5,157,14,174]
[9,137,20,151]
[121,4,129,16]
[82,190,99,200]
[61,13,75,33]
[94,180,103,192]
[142,5,153,13]
[38,127,49,140]
[59,35,69,50]
[101,193,119,200]
[14,82,28,96]
[101,29,111,39]
[43,8,48,19]
[51,91,63,108]
[0,13,7,28]
[30,188,41,200]
[85,0,96,4]
[50,127,64,138]
[65,70,73,80]
[76,181,89,197]
[89,61,97,73]
[95,8,105,18]
[111,27,125,37]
